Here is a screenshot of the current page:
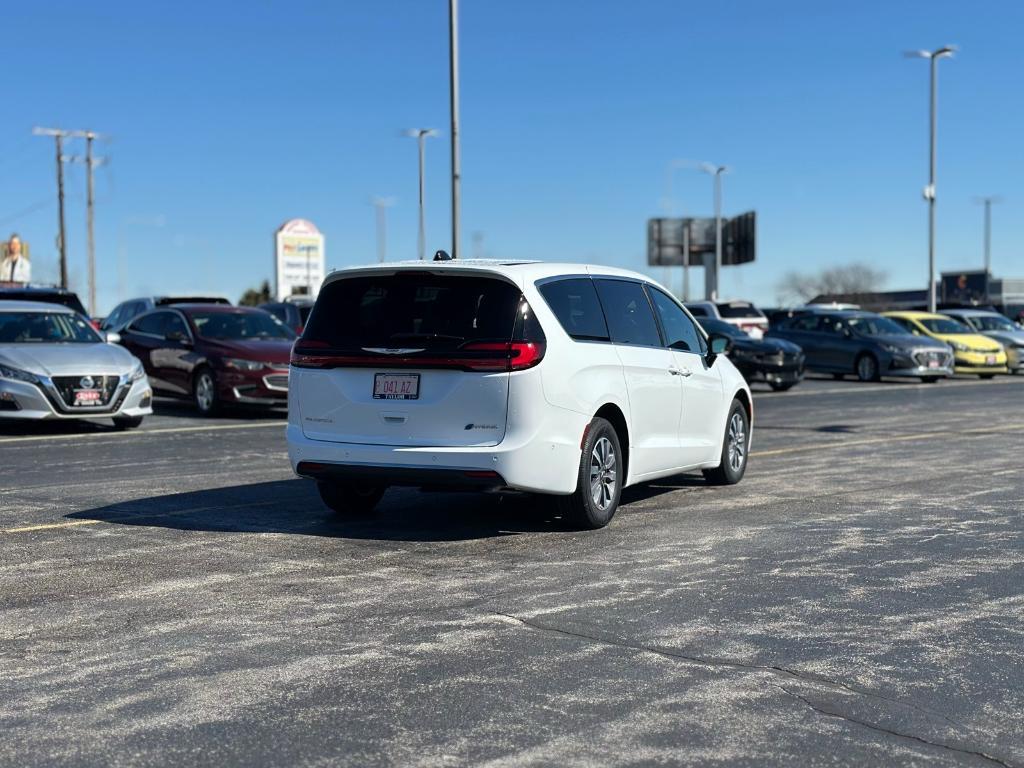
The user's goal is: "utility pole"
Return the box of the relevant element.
[404,129,438,260]
[371,197,395,263]
[66,131,106,316]
[33,127,71,288]
[906,46,956,313]
[448,0,461,259]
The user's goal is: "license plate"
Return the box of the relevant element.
[373,373,420,400]
[928,359,940,369]
[73,389,102,406]
[987,355,997,365]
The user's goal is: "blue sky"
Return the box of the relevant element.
[3,0,1023,313]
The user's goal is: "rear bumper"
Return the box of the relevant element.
[296,460,507,491]
[287,403,587,495]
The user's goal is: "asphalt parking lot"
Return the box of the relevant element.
[2,376,1023,767]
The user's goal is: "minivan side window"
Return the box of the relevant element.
[648,287,704,354]
[537,278,610,341]
[593,279,662,348]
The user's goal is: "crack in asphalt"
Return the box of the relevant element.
[775,684,1014,768]
[492,611,976,746]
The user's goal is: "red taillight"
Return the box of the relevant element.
[463,470,500,479]
[291,340,545,372]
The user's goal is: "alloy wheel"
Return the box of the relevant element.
[196,373,215,412]
[727,412,747,472]
[589,436,617,511]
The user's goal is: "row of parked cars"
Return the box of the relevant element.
[678,300,1022,388]
[0,286,311,427]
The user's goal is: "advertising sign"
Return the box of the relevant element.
[648,213,755,267]
[274,219,325,301]
[0,235,31,284]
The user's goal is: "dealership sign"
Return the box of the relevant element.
[274,219,325,301]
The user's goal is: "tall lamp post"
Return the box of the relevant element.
[906,45,956,313]
[404,129,438,260]
[371,197,396,263]
[448,0,461,259]
[700,162,728,301]
[974,195,1002,302]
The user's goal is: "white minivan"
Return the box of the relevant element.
[287,261,752,528]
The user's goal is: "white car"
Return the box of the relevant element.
[287,261,752,528]
[684,300,769,339]
[0,301,152,428]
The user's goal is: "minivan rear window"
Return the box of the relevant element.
[716,302,765,319]
[302,273,525,350]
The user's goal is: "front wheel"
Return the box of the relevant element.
[769,381,796,392]
[193,367,220,416]
[556,416,622,529]
[703,400,750,486]
[112,415,144,429]
[856,354,880,382]
[317,481,385,516]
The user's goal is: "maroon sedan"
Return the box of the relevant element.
[117,304,295,415]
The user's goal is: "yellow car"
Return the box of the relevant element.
[883,311,1007,378]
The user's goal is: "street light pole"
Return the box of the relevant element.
[33,127,71,288]
[405,129,438,260]
[701,163,728,301]
[448,0,461,259]
[371,197,395,263]
[974,195,1002,302]
[906,45,956,313]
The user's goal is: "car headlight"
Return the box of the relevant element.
[881,344,904,354]
[224,358,265,372]
[0,363,40,384]
[128,360,146,381]
[949,340,969,352]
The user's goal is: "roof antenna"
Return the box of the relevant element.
[433,249,453,261]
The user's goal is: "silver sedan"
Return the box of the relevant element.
[0,301,153,428]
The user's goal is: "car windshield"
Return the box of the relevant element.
[846,316,909,336]
[0,311,100,343]
[965,314,1015,332]
[919,317,972,334]
[701,318,748,338]
[191,311,295,341]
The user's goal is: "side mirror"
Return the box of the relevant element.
[706,333,731,364]
[105,331,121,344]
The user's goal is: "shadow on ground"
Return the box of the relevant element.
[65,475,708,542]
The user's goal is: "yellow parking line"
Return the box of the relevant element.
[0,420,286,446]
[753,422,1024,457]
[3,519,102,533]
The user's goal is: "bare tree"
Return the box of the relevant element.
[776,263,887,305]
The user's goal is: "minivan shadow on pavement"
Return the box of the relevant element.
[65,476,706,542]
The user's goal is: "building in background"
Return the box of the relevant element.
[273,219,325,301]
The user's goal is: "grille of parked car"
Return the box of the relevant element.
[914,351,949,367]
[50,375,120,409]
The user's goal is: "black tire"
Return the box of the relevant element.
[855,353,880,382]
[979,373,996,380]
[317,481,385,516]
[556,416,622,530]
[769,381,796,392]
[112,415,144,429]
[920,376,940,384]
[192,367,220,416]
[703,399,750,486]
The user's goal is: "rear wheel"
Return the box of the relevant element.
[855,353,880,382]
[317,481,385,516]
[112,415,143,429]
[556,417,622,529]
[193,367,220,416]
[703,400,750,486]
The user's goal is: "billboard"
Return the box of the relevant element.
[0,235,31,284]
[647,212,756,267]
[274,219,325,301]
[941,270,989,305]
